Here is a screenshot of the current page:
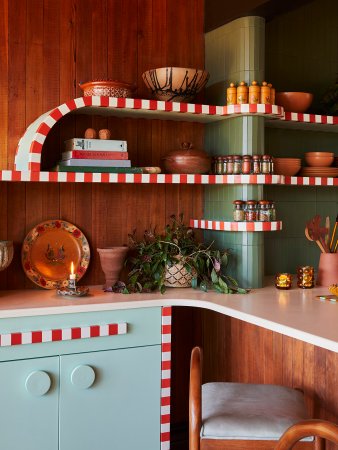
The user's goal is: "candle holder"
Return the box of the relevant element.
[297,266,315,289]
[57,285,89,297]
[275,273,292,290]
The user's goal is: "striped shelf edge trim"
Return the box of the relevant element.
[161,306,172,450]
[190,219,283,232]
[0,171,287,184]
[0,322,127,347]
[14,97,284,172]
[1,170,338,186]
[283,112,338,125]
[283,176,338,186]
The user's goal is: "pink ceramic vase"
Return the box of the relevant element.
[97,247,129,289]
[316,253,338,287]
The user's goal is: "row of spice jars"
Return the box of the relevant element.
[233,200,276,222]
[226,81,275,105]
[212,155,273,175]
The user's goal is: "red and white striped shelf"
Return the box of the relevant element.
[1,170,337,186]
[0,171,284,184]
[14,97,283,172]
[190,219,283,232]
[266,111,338,132]
[283,176,338,186]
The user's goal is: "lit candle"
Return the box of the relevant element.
[68,261,76,290]
[70,261,76,280]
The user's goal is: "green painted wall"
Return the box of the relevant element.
[264,0,338,275]
[205,5,337,285]
[205,17,266,288]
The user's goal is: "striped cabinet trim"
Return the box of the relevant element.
[0,322,127,347]
[190,219,283,232]
[161,306,172,450]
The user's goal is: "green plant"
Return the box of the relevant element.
[119,214,248,295]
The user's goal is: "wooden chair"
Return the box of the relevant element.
[275,420,338,449]
[189,346,322,450]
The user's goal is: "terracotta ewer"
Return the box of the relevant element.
[316,253,338,286]
[97,247,129,289]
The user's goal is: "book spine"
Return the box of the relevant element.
[64,139,127,151]
[56,165,143,173]
[62,151,129,160]
[59,159,131,167]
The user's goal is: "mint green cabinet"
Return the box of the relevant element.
[0,356,59,450]
[0,307,163,449]
[60,346,161,450]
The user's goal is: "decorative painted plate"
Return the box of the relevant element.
[22,220,90,289]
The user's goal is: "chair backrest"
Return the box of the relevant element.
[189,346,202,450]
[275,419,338,450]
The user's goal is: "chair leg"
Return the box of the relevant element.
[314,436,325,450]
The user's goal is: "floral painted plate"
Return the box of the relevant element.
[22,220,90,289]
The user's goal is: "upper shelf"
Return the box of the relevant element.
[13,96,338,172]
[266,111,338,132]
[15,97,283,171]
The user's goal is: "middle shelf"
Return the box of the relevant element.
[1,170,337,186]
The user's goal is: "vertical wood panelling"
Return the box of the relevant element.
[0,0,8,169]
[201,312,338,449]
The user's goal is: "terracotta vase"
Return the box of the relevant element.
[97,247,129,289]
[317,253,338,287]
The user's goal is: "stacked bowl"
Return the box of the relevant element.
[300,152,338,177]
[273,158,301,176]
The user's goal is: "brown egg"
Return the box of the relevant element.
[99,129,111,140]
[84,128,97,139]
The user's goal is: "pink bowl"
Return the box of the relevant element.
[275,92,313,113]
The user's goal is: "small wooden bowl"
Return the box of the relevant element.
[79,80,136,98]
[275,92,313,113]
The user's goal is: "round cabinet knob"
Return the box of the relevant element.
[25,371,51,396]
[71,365,96,389]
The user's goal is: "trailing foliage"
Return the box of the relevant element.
[115,214,249,295]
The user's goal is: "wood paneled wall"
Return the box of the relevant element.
[201,310,338,448]
[0,0,205,289]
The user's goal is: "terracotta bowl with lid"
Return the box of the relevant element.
[161,142,211,174]
[275,92,313,113]
[273,158,301,176]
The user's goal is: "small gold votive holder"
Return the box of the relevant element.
[297,266,314,289]
[275,273,292,290]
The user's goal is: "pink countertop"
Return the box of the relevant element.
[0,284,336,352]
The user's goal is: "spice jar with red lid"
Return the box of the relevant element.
[245,200,258,221]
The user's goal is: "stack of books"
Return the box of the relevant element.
[56,138,142,173]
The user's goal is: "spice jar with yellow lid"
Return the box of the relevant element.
[260,81,271,104]
[249,81,260,104]
[268,83,275,104]
[226,83,237,105]
[237,81,248,104]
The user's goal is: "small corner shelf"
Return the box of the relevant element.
[190,219,283,232]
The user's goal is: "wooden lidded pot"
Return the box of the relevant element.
[161,142,211,174]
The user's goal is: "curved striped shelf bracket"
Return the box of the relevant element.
[14,97,283,171]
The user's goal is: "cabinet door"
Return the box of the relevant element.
[0,356,59,450]
[59,345,161,450]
